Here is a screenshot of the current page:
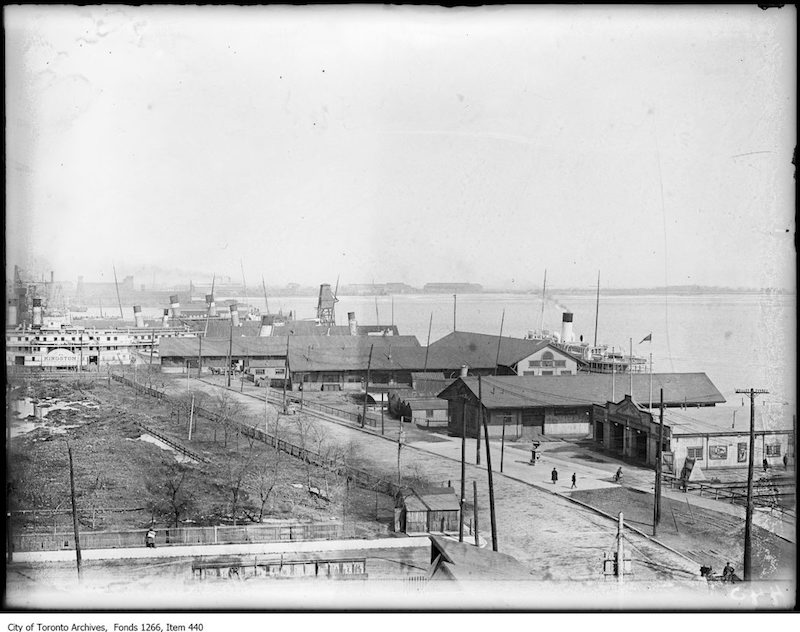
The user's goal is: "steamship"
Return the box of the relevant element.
[5,295,197,371]
[526,312,647,374]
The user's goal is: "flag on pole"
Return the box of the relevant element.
[639,333,652,344]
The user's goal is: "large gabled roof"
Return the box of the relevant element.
[439,373,726,409]
[424,331,579,371]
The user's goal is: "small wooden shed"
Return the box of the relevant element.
[395,487,461,535]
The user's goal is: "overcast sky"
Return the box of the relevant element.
[5,5,796,290]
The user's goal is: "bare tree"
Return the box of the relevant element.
[223,432,259,525]
[207,391,244,447]
[147,460,195,528]
[244,449,285,522]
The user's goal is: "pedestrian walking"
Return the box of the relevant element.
[783,454,788,470]
[615,467,623,482]
[551,467,558,485]
[571,473,577,489]
[763,458,768,472]
[145,528,156,548]
[722,562,735,582]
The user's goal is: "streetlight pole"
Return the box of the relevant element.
[735,387,768,582]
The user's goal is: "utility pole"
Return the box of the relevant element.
[67,442,82,580]
[476,373,482,465]
[459,397,466,542]
[473,480,480,547]
[112,264,124,319]
[188,394,195,441]
[494,310,505,376]
[653,388,664,536]
[423,313,433,373]
[617,512,624,584]
[226,321,233,388]
[196,335,202,377]
[479,375,498,551]
[736,387,769,582]
[361,344,374,429]
[397,416,404,486]
[500,415,506,473]
[282,336,290,413]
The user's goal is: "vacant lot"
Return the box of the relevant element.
[6,374,396,538]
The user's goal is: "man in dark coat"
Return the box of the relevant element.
[551,467,558,484]
[571,473,577,489]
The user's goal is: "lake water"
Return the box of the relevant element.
[81,292,797,408]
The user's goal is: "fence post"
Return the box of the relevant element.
[214,525,218,544]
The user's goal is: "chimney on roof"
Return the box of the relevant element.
[7,299,18,327]
[230,303,240,327]
[162,308,170,327]
[460,365,468,378]
[259,315,273,337]
[169,295,180,318]
[32,298,43,326]
[561,312,574,344]
[348,312,358,336]
[133,305,145,328]
[206,294,216,317]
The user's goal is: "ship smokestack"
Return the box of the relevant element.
[259,315,273,337]
[230,303,240,327]
[162,308,170,327]
[32,298,43,326]
[348,312,358,336]
[7,299,18,327]
[460,365,468,378]
[169,295,180,318]
[561,312,574,344]
[206,294,216,317]
[133,305,145,328]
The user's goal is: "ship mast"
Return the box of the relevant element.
[538,269,547,333]
[593,270,600,347]
[112,264,124,319]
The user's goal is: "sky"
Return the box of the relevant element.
[4,5,796,290]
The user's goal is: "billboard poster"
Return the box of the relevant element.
[709,445,728,460]
[738,442,748,463]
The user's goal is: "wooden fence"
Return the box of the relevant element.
[11,521,348,553]
[112,372,403,499]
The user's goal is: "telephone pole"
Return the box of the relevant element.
[67,442,82,579]
[459,396,466,542]
[479,375,498,551]
[653,388,664,536]
[361,344,374,429]
[735,388,768,582]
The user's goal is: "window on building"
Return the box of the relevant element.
[687,447,703,459]
[275,368,285,376]
[426,409,434,419]
[560,370,572,376]
[528,360,541,368]
[555,360,566,367]
[502,415,513,426]
[765,444,781,457]
[542,351,554,360]
[541,371,554,376]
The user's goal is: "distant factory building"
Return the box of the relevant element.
[423,283,483,294]
[424,331,582,378]
[438,373,726,440]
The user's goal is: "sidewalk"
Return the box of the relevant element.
[10,534,430,564]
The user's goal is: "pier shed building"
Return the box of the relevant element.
[591,396,794,472]
[438,373,725,440]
